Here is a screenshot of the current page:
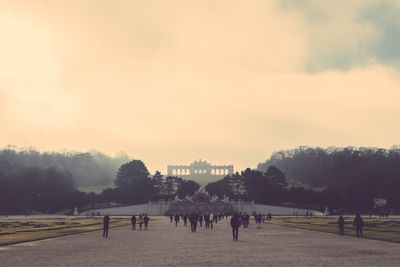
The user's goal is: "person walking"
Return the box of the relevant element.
[256,213,262,229]
[199,214,203,227]
[353,213,364,238]
[144,214,149,230]
[103,214,110,238]
[131,214,137,230]
[169,214,173,223]
[183,214,188,227]
[189,213,198,232]
[230,213,241,242]
[174,213,180,227]
[338,215,345,236]
[204,213,210,229]
[209,213,214,229]
[138,214,144,230]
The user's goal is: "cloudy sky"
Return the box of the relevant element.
[1,0,400,173]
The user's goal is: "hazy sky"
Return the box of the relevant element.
[1,0,400,173]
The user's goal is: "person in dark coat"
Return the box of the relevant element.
[353,213,364,238]
[174,213,180,227]
[204,213,210,229]
[230,213,241,242]
[338,215,345,236]
[199,214,203,227]
[144,214,149,230]
[189,213,198,232]
[183,214,188,227]
[169,214,173,223]
[103,214,110,238]
[131,214,137,230]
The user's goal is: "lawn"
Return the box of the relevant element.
[0,216,130,246]
[270,215,400,243]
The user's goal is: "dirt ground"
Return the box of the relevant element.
[1,216,400,266]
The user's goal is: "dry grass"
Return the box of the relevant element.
[0,216,130,246]
[270,215,400,243]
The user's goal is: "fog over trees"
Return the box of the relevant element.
[0,146,130,187]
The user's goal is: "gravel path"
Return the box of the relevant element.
[1,217,400,267]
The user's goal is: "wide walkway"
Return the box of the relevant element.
[1,217,400,267]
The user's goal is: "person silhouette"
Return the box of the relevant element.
[103,214,110,238]
[338,215,345,235]
[183,214,188,227]
[138,215,144,230]
[353,213,364,238]
[144,214,149,230]
[174,213,180,227]
[230,213,241,242]
[131,214,137,230]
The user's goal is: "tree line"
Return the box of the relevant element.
[2,145,400,214]
[258,146,400,212]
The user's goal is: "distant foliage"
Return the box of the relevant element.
[0,165,75,213]
[257,146,400,211]
[0,146,130,187]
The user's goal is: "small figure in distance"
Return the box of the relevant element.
[353,213,364,238]
[183,213,188,227]
[199,214,203,227]
[256,213,262,229]
[230,213,241,242]
[338,215,345,236]
[131,214,137,230]
[174,213,180,227]
[144,214,149,230]
[103,214,110,238]
[189,213,198,232]
[204,213,210,229]
[169,214,173,223]
[209,213,214,229]
[138,214,144,230]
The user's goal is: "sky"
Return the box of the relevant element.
[1,0,400,173]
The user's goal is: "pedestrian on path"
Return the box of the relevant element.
[353,213,364,238]
[256,213,262,229]
[338,215,345,236]
[230,213,241,242]
[103,214,110,238]
[189,213,198,232]
[183,214,188,227]
[144,214,149,230]
[138,215,144,230]
[209,213,214,229]
[131,214,137,230]
[174,213,180,227]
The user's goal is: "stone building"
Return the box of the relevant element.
[167,159,234,185]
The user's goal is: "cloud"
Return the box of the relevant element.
[280,0,400,71]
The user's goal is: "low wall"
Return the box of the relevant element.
[232,201,323,216]
[82,200,323,216]
[81,201,172,216]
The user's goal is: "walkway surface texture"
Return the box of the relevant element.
[1,217,400,267]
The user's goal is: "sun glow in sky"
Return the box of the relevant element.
[1,0,400,173]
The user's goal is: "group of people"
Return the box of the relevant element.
[103,211,367,241]
[102,213,150,238]
[130,214,150,231]
[170,212,228,232]
[338,213,364,238]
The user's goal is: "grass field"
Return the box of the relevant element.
[0,216,131,246]
[270,216,400,243]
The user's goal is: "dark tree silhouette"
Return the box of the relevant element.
[176,180,200,199]
[114,160,152,203]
